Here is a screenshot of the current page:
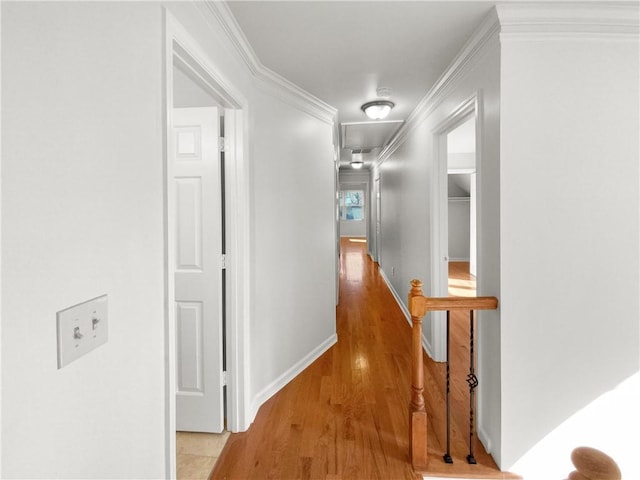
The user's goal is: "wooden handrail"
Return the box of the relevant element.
[408,279,498,470]
[410,292,498,315]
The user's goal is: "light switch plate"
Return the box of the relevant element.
[57,294,108,368]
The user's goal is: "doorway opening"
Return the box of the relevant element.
[430,95,479,362]
[447,116,477,298]
[173,63,226,432]
[164,12,249,479]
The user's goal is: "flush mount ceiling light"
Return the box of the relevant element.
[361,100,395,120]
[351,152,364,169]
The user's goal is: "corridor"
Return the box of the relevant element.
[210,238,506,479]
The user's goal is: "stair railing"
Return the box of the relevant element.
[408,279,498,469]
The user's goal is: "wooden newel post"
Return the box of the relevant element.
[408,279,428,469]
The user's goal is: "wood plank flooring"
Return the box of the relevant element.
[210,239,518,480]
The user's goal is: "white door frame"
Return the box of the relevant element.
[164,10,250,478]
[430,93,480,362]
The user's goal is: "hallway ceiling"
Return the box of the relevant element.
[226,1,494,168]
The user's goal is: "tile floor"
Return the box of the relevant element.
[176,431,230,479]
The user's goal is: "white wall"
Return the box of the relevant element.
[173,66,218,108]
[376,6,639,474]
[2,3,166,477]
[376,13,502,457]
[2,1,337,477]
[499,29,639,473]
[448,152,475,170]
[250,93,336,409]
[448,198,470,261]
[0,3,5,473]
[167,3,338,413]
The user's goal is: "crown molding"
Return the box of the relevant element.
[376,2,639,166]
[200,1,337,125]
[377,8,500,165]
[252,64,338,126]
[496,2,640,39]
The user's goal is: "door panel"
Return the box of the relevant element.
[176,178,203,270]
[177,301,204,392]
[173,107,224,433]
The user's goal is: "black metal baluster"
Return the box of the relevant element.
[443,310,453,464]
[466,310,478,464]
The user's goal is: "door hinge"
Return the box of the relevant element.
[222,371,228,386]
[221,254,227,269]
[218,137,226,152]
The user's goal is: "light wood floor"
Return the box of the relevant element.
[210,239,517,479]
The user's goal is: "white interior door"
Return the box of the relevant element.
[173,107,224,433]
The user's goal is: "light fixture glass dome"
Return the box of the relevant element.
[361,100,394,120]
[351,152,364,169]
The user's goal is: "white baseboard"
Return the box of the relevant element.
[378,269,436,360]
[449,257,470,262]
[422,329,435,360]
[477,424,492,454]
[248,333,337,422]
[379,268,411,325]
